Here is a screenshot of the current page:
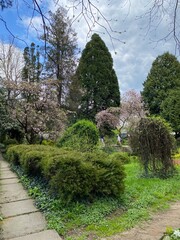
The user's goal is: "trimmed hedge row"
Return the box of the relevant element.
[7,145,126,202]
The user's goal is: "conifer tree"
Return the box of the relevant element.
[43,7,78,106]
[76,33,120,120]
[142,52,180,115]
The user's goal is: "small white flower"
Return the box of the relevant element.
[173,229,180,237]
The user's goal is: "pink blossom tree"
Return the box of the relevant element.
[95,90,147,136]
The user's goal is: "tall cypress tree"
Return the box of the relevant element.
[76,33,120,120]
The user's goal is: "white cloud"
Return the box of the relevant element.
[12,0,180,94]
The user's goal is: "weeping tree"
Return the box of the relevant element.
[129,117,175,178]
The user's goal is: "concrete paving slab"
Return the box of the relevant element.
[0,160,10,168]
[0,170,17,180]
[0,178,19,185]
[8,230,62,240]
[1,212,47,239]
[1,199,38,218]
[0,183,30,204]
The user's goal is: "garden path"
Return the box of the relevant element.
[0,154,62,240]
[101,199,180,240]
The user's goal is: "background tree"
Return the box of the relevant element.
[0,87,21,142]
[161,88,180,138]
[76,33,120,121]
[43,7,78,106]
[141,52,180,115]
[22,42,41,83]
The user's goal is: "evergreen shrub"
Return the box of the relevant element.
[6,144,126,202]
[109,152,131,164]
[86,153,126,197]
[57,119,99,151]
[49,156,97,202]
[20,150,47,175]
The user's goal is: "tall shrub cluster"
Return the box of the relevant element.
[57,119,99,152]
[7,144,125,202]
[129,117,175,178]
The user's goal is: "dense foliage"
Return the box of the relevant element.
[76,33,120,120]
[7,144,126,202]
[142,52,180,115]
[129,117,175,178]
[57,119,99,151]
[161,88,180,138]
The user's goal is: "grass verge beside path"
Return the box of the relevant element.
[10,161,180,240]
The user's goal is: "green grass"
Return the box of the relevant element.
[11,161,180,240]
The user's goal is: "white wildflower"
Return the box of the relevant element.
[173,229,180,238]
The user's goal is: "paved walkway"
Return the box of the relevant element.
[0,155,62,240]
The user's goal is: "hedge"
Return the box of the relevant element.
[6,144,126,202]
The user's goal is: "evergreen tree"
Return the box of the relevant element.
[141,52,180,115]
[22,42,42,83]
[76,33,120,120]
[43,7,78,106]
[161,88,180,138]
[21,42,42,102]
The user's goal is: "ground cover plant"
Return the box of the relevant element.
[7,149,180,240]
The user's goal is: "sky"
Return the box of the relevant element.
[0,0,179,94]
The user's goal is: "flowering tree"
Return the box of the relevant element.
[95,90,147,136]
[8,80,67,143]
[119,89,147,131]
[95,108,119,136]
[0,42,67,143]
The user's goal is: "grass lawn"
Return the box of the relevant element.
[12,159,180,240]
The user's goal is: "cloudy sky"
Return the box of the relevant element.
[0,0,179,94]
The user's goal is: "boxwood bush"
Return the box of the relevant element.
[6,144,126,202]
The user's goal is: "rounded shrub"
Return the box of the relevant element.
[83,151,126,197]
[57,119,99,151]
[49,155,97,202]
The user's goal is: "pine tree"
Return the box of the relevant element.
[76,33,120,120]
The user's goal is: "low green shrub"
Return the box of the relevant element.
[6,144,126,203]
[49,156,97,202]
[6,145,29,165]
[20,150,47,175]
[109,152,131,164]
[41,149,81,180]
[91,157,126,197]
